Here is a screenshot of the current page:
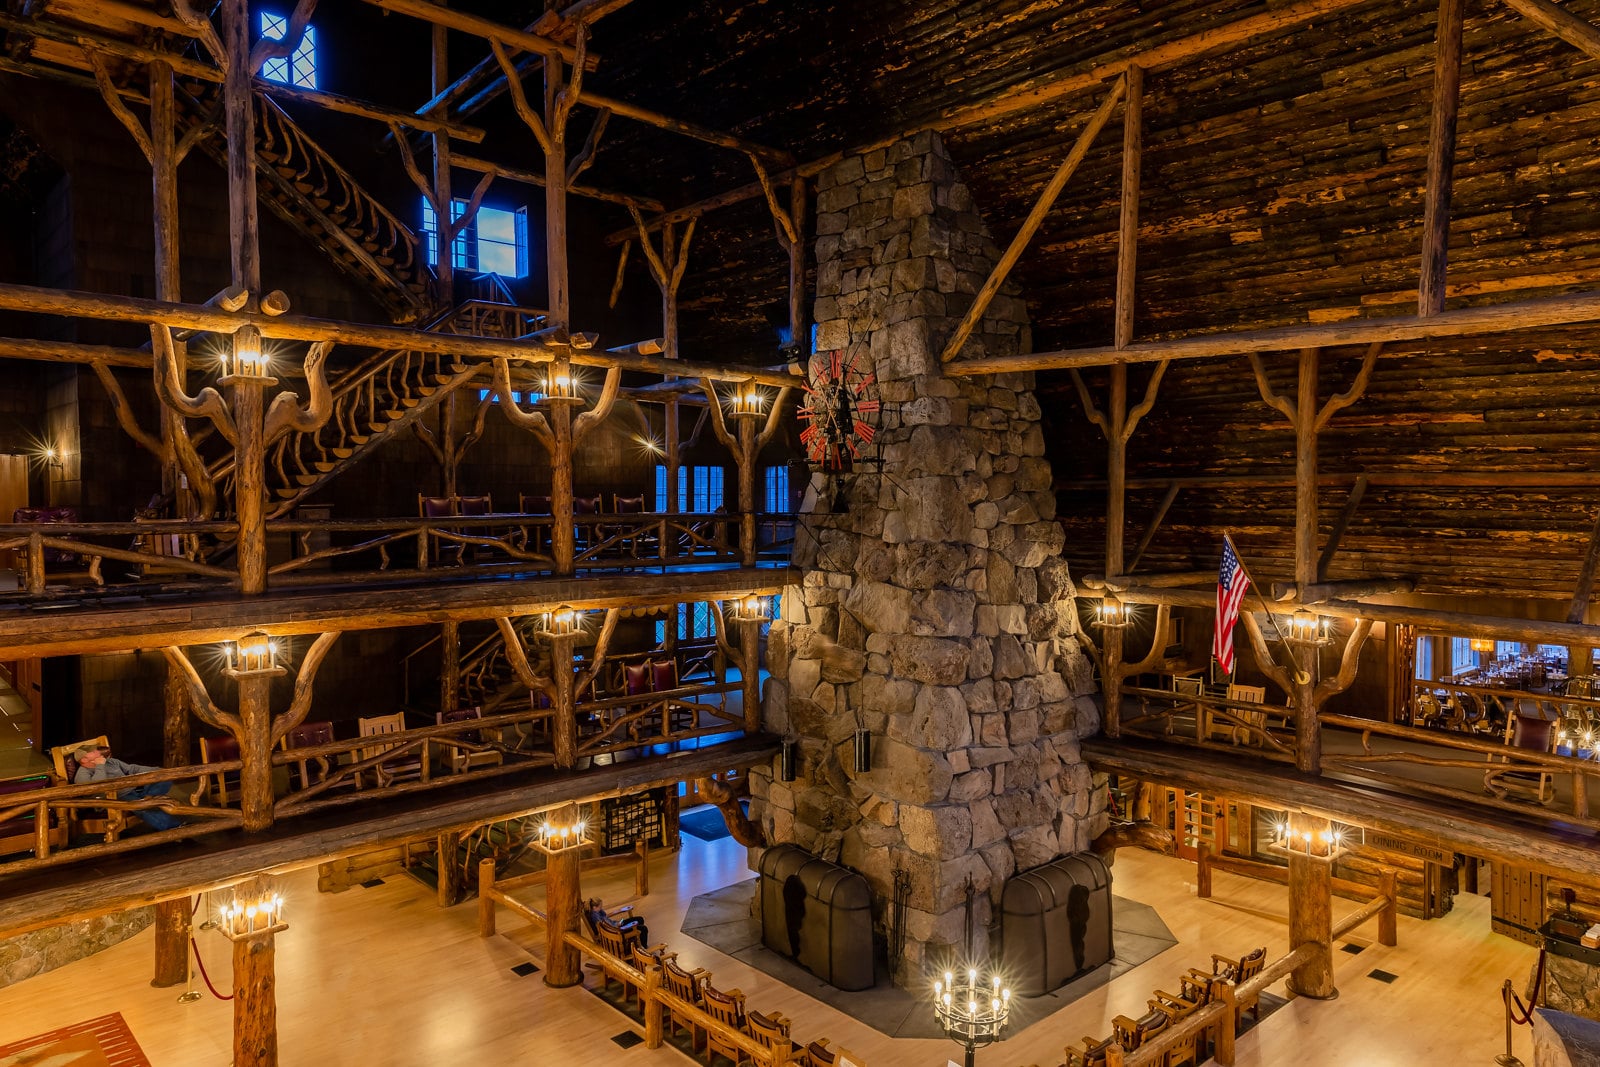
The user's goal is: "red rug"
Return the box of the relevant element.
[0,1013,151,1067]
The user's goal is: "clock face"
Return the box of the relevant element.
[797,349,880,472]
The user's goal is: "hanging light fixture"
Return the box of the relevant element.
[224,631,282,674]
[934,966,1012,1067]
[1286,610,1335,647]
[216,888,287,941]
[779,737,798,782]
[1469,637,1495,654]
[542,605,580,635]
[853,727,872,773]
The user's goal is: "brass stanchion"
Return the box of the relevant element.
[1495,978,1525,1067]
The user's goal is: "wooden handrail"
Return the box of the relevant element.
[1320,711,1593,773]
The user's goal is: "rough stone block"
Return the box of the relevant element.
[890,635,971,685]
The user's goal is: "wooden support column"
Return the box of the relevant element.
[702,380,791,568]
[1114,65,1142,350]
[478,856,498,935]
[544,58,570,326]
[221,0,261,296]
[544,803,583,987]
[739,614,762,734]
[233,661,280,831]
[549,373,578,576]
[151,898,189,988]
[1419,0,1463,317]
[664,398,681,514]
[232,930,278,1065]
[431,21,455,301]
[1294,347,1319,593]
[231,340,270,595]
[549,627,578,769]
[436,828,462,907]
[439,620,461,713]
[1286,811,1337,1000]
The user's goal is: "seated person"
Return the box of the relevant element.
[586,897,648,947]
[74,745,182,831]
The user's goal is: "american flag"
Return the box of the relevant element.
[1213,536,1252,675]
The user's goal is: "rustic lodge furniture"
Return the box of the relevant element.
[0,773,65,858]
[47,737,127,843]
[434,707,504,774]
[9,506,103,588]
[192,734,242,807]
[700,980,749,1065]
[745,1010,794,1058]
[281,721,339,791]
[1204,947,1266,1023]
[1484,713,1559,805]
[661,956,711,1052]
[356,712,429,788]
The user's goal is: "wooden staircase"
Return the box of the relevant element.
[204,296,544,517]
[177,84,435,323]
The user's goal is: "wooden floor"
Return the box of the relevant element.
[0,833,1537,1066]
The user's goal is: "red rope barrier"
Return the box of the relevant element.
[190,938,233,1001]
[1503,949,1546,1026]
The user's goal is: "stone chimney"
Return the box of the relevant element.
[749,130,1105,984]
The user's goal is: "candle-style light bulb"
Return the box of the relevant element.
[934,980,942,996]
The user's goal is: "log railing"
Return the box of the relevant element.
[1319,711,1598,830]
[0,511,792,602]
[1122,685,1297,761]
[0,761,244,875]
[575,680,742,760]
[1196,844,1399,947]
[1410,678,1600,734]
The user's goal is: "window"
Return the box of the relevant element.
[477,387,541,404]
[1496,640,1522,661]
[655,601,715,644]
[763,464,789,513]
[1415,639,1433,680]
[1450,637,1475,674]
[421,198,529,278]
[690,466,724,513]
[259,13,317,89]
[653,466,721,513]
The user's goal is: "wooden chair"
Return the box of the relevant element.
[1112,1007,1169,1052]
[12,506,103,587]
[700,980,747,1065]
[1222,683,1267,745]
[745,1010,792,1057]
[280,720,338,791]
[0,773,65,857]
[1485,713,1556,805]
[418,494,462,566]
[801,1041,836,1067]
[612,493,649,557]
[357,712,429,788]
[435,707,502,774]
[1211,947,1267,1023]
[191,734,241,806]
[1063,1035,1116,1067]
[48,737,128,842]
[661,957,709,1051]
[518,493,552,554]
[131,508,201,578]
[1169,674,1204,737]
[630,942,675,1014]
[1149,990,1211,1067]
[588,914,642,998]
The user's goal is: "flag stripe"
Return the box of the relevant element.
[1214,537,1252,676]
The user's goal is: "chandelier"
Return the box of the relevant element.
[934,967,1012,1067]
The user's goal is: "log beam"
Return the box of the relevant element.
[948,287,1600,375]
[1418,0,1463,316]
[0,282,796,387]
[361,0,597,71]
[1501,0,1600,65]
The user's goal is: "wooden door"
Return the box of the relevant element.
[1165,788,1226,861]
[1490,862,1546,945]
[0,454,25,573]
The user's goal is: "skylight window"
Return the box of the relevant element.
[421,199,529,278]
[259,13,317,90]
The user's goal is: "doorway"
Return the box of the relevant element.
[0,453,25,576]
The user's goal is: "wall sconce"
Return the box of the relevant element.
[1094,593,1130,629]
[542,606,580,635]
[731,595,768,623]
[39,445,63,471]
[535,814,589,853]
[1269,819,1348,863]
[853,727,872,773]
[221,326,272,381]
[780,737,798,782]
[1287,610,1334,647]
[216,889,286,941]
[224,631,282,675]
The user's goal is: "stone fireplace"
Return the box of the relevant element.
[748,130,1106,984]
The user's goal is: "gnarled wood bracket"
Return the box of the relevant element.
[696,774,764,848]
[629,204,697,361]
[1091,820,1176,866]
[161,631,341,746]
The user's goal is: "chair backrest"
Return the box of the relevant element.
[746,1010,790,1049]
[1227,683,1266,704]
[1237,946,1267,982]
[595,916,638,959]
[519,493,551,515]
[358,712,409,757]
[614,494,645,514]
[1510,713,1555,753]
[662,958,703,1002]
[50,736,110,783]
[1174,675,1205,696]
[439,706,484,724]
[418,495,457,519]
[649,658,678,693]
[573,493,600,515]
[286,721,335,748]
[803,1042,836,1067]
[200,734,241,763]
[624,661,651,696]
[1137,1009,1169,1045]
[458,494,492,516]
[701,982,745,1030]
